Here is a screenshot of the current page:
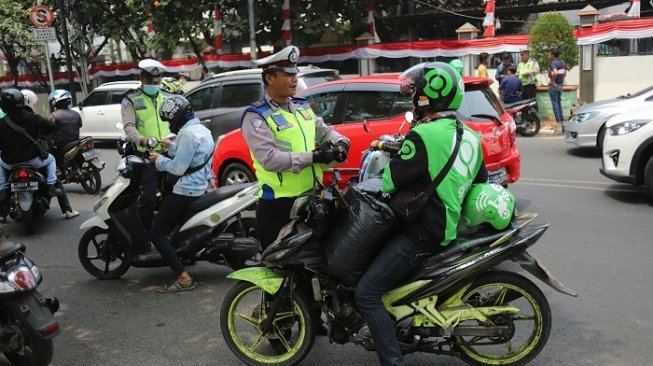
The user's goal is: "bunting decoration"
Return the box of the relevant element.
[366,3,381,43]
[281,0,292,46]
[483,0,495,37]
[213,6,223,52]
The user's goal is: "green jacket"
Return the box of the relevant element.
[517,59,540,85]
[383,117,486,246]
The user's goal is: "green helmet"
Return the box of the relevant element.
[449,59,464,76]
[399,62,464,114]
[461,183,516,230]
[161,77,183,95]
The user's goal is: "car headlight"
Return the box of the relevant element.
[571,111,599,123]
[608,119,650,136]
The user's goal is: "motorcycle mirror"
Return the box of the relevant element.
[147,137,159,148]
[398,111,414,133]
[115,122,124,130]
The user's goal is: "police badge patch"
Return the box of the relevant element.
[251,118,264,132]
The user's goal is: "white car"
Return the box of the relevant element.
[73,81,141,141]
[566,85,653,150]
[600,109,653,197]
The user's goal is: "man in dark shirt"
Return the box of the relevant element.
[548,50,567,132]
[499,66,522,104]
[495,53,513,82]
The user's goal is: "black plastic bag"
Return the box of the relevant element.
[324,179,398,286]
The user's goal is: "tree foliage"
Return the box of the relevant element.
[0,0,38,84]
[528,12,579,71]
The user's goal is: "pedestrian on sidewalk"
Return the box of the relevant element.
[548,50,566,134]
[477,52,489,78]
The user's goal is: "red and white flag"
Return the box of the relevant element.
[213,6,223,52]
[482,0,495,37]
[627,0,641,18]
[366,3,381,43]
[281,0,292,46]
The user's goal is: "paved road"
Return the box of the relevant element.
[1,136,651,366]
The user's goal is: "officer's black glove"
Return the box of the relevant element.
[334,141,349,163]
[312,141,335,164]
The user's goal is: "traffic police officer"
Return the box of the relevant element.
[241,45,350,250]
[121,59,172,230]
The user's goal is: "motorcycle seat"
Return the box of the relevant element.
[181,183,254,219]
[504,98,536,109]
[0,241,25,259]
[61,140,79,153]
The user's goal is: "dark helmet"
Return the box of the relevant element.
[0,88,25,111]
[399,62,464,115]
[159,95,192,133]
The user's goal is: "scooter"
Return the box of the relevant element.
[55,136,105,194]
[3,165,51,235]
[0,229,60,366]
[504,98,540,137]
[77,137,260,280]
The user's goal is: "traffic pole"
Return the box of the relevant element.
[57,0,76,105]
[43,42,55,92]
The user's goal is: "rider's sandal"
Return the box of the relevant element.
[156,278,196,293]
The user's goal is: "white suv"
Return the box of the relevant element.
[600,109,653,197]
[73,81,141,141]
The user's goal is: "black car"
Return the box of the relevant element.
[185,66,340,139]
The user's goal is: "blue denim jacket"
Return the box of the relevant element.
[155,118,213,197]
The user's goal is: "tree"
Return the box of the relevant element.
[528,12,579,71]
[0,0,39,86]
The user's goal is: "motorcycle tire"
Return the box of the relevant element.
[455,271,551,366]
[22,208,34,236]
[3,308,54,366]
[81,167,102,195]
[220,281,316,366]
[518,113,541,137]
[78,227,130,280]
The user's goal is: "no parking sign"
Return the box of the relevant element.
[29,5,55,28]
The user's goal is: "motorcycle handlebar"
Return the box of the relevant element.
[370,140,402,153]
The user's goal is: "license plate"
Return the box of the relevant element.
[488,168,508,185]
[11,182,38,192]
[82,149,101,161]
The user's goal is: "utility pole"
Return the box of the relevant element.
[248,0,257,66]
[57,0,76,104]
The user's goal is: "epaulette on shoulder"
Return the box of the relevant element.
[252,100,267,107]
[123,88,142,99]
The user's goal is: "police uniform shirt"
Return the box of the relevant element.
[241,93,348,174]
[120,87,159,144]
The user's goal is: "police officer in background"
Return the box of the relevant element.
[241,45,350,250]
[121,59,172,230]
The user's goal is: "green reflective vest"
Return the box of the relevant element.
[517,60,538,85]
[125,89,170,152]
[250,102,321,199]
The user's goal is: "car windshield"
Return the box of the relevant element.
[618,84,653,99]
[457,84,503,121]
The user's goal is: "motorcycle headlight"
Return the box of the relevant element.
[608,119,650,136]
[572,111,599,123]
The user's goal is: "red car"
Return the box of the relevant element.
[212,75,520,186]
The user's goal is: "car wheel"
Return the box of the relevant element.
[644,155,653,199]
[597,126,606,152]
[221,162,255,186]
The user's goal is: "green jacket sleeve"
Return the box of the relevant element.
[382,130,429,193]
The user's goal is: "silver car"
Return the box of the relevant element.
[565,85,653,150]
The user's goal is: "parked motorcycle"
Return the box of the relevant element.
[219,112,576,366]
[55,136,105,194]
[0,229,60,366]
[504,98,540,137]
[77,136,260,280]
[3,165,51,235]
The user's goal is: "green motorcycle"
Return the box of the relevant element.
[219,180,576,366]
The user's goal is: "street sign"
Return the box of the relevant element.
[32,27,56,42]
[29,5,55,28]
